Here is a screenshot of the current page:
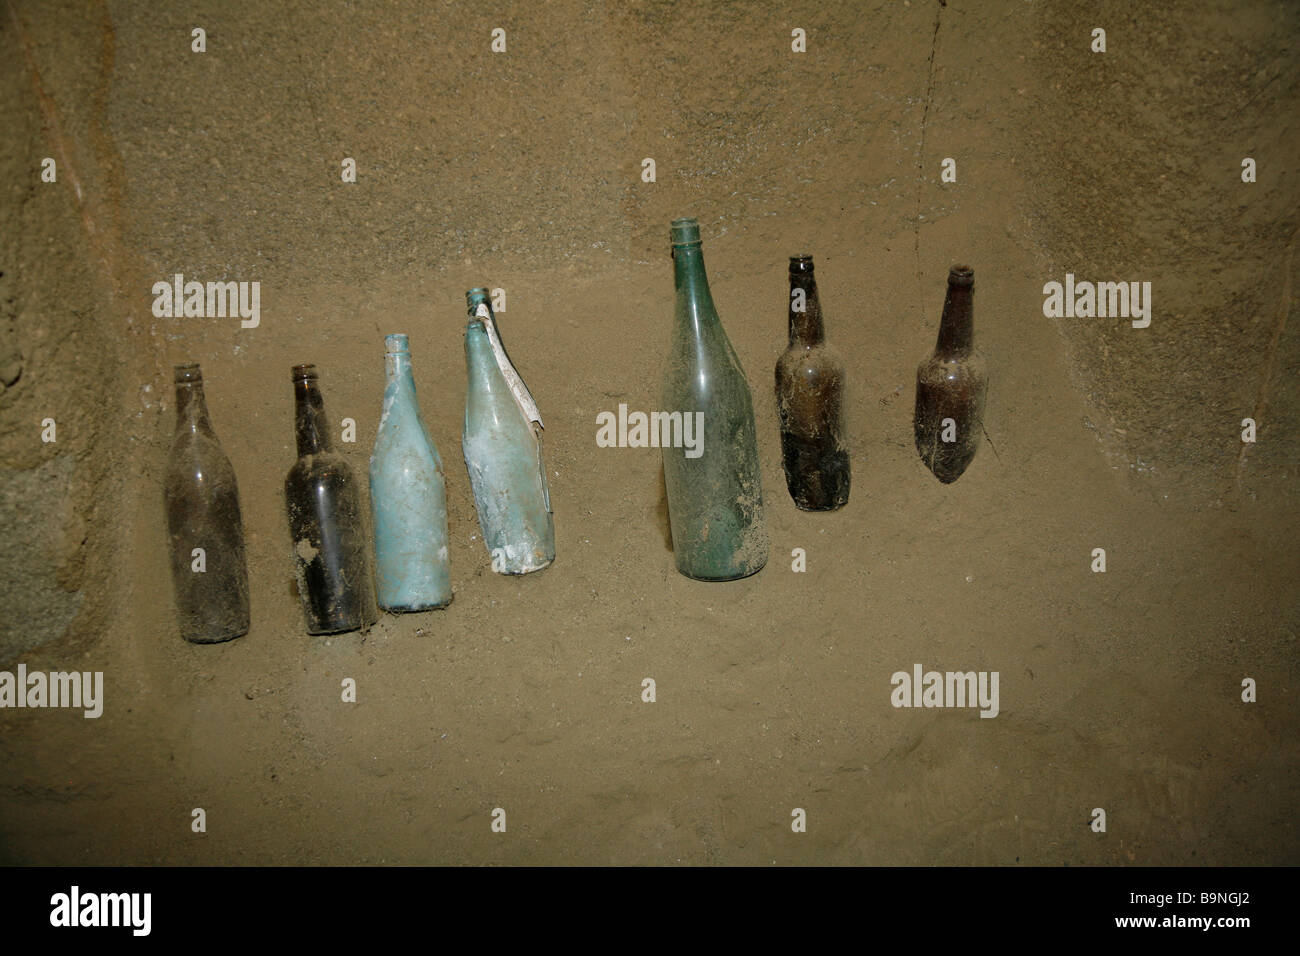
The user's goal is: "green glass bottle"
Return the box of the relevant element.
[660,218,768,581]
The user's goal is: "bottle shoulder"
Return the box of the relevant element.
[166,432,238,489]
[777,343,843,377]
[286,450,356,489]
[464,379,536,440]
[663,333,751,395]
[374,397,438,450]
[917,349,987,386]
[371,429,443,480]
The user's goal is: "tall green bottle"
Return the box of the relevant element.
[661,218,768,580]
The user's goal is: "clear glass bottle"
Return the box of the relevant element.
[164,363,250,643]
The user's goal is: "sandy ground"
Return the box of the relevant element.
[0,0,1296,864]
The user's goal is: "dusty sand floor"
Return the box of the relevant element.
[0,0,1296,864]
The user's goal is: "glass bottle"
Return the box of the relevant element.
[775,254,851,510]
[914,265,988,483]
[661,217,768,580]
[462,289,555,574]
[369,334,453,611]
[285,364,377,633]
[163,363,250,643]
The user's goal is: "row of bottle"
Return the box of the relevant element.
[165,289,554,643]
[662,217,987,582]
[163,219,986,643]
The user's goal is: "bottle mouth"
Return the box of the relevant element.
[173,363,202,384]
[466,288,490,310]
[291,363,318,382]
[670,218,701,246]
[789,254,815,271]
[384,333,410,353]
[949,264,974,285]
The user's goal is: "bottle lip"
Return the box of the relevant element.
[670,217,702,246]
[949,264,974,286]
[466,287,490,309]
[291,363,319,382]
[173,363,202,384]
[789,254,815,271]
[384,333,410,353]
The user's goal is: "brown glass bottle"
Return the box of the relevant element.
[164,364,250,644]
[775,255,850,510]
[284,364,377,634]
[914,265,988,483]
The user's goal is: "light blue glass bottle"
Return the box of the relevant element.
[369,333,453,611]
[462,288,555,574]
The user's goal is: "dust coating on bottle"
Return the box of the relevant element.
[661,217,769,580]
[164,363,250,644]
[285,364,378,633]
[775,254,851,511]
[914,265,988,483]
[369,334,453,612]
[462,290,555,575]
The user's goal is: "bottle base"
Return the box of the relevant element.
[674,560,767,583]
[304,618,377,636]
[182,628,248,645]
[792,499,849,512]
[495,558,554,575]
[380,598,453,613]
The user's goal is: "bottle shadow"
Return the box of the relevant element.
[656,461,673,552]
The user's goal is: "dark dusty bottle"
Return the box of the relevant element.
[163,364,250,643]
[914,265,988,483]
[775,255,850,510]
[285,364,377,634]
[661,217,768,580]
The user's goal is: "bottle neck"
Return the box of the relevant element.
[294,379,332,456]
[673,244,719,332]
[788,271,825,346]
[935,280,974,356]
[174,381,214,436]
[465,321,506,399]
[385,351,414,389]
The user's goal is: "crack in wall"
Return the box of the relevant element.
[914,0,945,322]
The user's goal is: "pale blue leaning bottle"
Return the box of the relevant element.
[369,333,453,611]
[462,288,555,574]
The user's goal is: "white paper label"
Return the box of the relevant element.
[476,302,543,429]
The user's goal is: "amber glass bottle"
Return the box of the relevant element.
[164,364,250,643]
[285,364,377,634]
[914,265,988,483]
[775,255,850,510]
